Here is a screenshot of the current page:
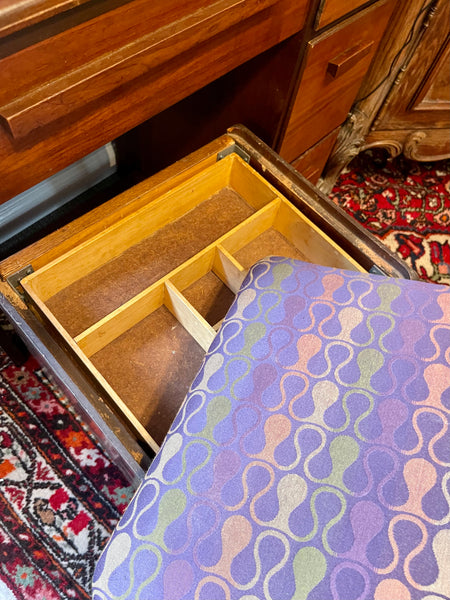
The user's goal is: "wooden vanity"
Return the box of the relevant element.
[0,0,401,205]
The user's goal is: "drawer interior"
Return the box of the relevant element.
[22,153,364,451]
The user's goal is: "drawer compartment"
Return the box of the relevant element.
[21,152,364,452]
[279,0,395,163]
[44,186,256,337]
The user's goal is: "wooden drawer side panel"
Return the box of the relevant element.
[22,155,236,301]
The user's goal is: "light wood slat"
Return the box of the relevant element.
[168,248,216,292]
[164,281,216,352]
[229,156,278,210]
[213,318,224,331]
[83,365,161,454]
[274,200,364,272]
[70,204,277,356]
[22,287,160,453]
[220,198,280,254]
[213,246,246,293]
[167,243,246,294]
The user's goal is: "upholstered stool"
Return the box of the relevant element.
[93,257,450,600]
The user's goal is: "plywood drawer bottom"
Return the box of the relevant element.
[45,187,254,337]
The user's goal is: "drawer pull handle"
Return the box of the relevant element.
[327,41,374,78]
[0,0,279,140]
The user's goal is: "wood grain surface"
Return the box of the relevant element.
[0,0,307,203]
[316,0,371,29]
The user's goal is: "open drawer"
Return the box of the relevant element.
[3,126,415,459]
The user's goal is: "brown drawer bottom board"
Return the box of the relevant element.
[91,306,206,447]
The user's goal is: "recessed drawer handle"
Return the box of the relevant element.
[0,0,278,140]
[327,40,374,78]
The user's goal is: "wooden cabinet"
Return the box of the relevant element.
[0,0,402,207]
[366,0,450,160]
[321,0,450,190]
[0,0,308,203]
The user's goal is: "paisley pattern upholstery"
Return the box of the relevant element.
[92,257,450,600]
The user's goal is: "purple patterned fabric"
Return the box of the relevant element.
[92,258,450,600]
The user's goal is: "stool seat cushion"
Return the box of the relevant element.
[92,257,450,600]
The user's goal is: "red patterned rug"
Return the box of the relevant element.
[0,348,134,599]
[330,149,450,285]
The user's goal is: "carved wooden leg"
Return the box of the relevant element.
[319,108,371,193]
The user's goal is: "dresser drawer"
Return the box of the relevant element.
[3,127,412,456]
[279,0,395,163]
[291,128,340,184]
[316,0,370,29]
[0,0,307,142]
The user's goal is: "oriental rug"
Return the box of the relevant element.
[0,348,134,600]
[330,149,450,285]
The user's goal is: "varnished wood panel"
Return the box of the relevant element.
[291,128,340,183]
[0,0,307,203]
[374,0,450,130]
[0,0,283,140]
[364,128,450,162]
[0,0,202,91]
[320,0,445,190]
[0,0,92,37]
[420,46,450,105]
